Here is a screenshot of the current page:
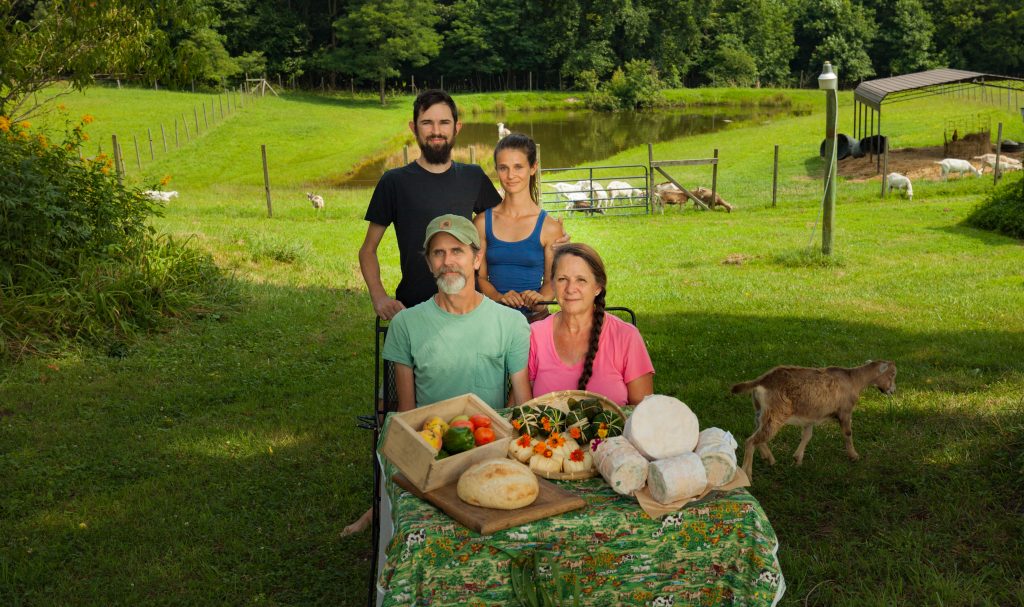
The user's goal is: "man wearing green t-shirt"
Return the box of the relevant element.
[383,214,532,410]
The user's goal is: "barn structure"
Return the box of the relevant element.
[853,68,1024,168]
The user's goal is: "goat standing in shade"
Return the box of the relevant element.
[731,360,897,480]
[307,192,325,217]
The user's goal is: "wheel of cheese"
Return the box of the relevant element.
[694,427,738,487]
[624,395,699,460]
[457,458,539,510]
[647,452,708,504]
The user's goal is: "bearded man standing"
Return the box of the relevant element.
[359,90,501,320]
[383,215,531,411]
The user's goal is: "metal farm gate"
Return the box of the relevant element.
[538,164,650,217]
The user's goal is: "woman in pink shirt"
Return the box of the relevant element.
[528,243,654,405]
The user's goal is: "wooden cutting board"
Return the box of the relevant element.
[393,473,586,535]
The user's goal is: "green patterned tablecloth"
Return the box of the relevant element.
[378,465,785,606]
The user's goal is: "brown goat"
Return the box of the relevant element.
[731,360,896,479]
[693,187,733,212]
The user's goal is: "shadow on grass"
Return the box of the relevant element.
[933,223,1024,246]
[279,91,404,111]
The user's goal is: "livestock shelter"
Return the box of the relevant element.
[853,68,1024,163]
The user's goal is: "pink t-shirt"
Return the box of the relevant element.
[528,313,655,405]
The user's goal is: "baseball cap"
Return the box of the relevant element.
[423,214,480,249]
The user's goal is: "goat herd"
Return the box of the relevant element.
[546,179,734,215]
[886,153,1022,201]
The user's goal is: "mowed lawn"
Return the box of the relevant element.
[2,87,1023,606]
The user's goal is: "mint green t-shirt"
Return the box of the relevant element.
[382,296,529,408]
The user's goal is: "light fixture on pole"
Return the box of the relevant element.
[819,61,838,255]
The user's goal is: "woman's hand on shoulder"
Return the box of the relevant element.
[543,215,569,249]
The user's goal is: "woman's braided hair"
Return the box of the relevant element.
[551,243,608,391]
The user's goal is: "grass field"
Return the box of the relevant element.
[3,86,1023,606]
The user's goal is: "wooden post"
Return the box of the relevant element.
[219,94,224,119]
[148,128,155,160]
[112,134,123,183]
[535,143,542,204]
[133,134,142,169]
[194,107,199,134]
[881,139,889,198]
[261,144,273,218]
[772,144,779,208]
[161,124,167,152]
[203,103,208,128]
[469,147,475,164]
[174,118,179,147]
[183,115,190,142]
[711,148,719,209]
[823,83,838,255]
[403,145,409,164]
[994,122,1004,184]
[648,143,655,211]
[876,112,882,174]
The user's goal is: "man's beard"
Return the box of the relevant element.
[434,267,467,295]
[419,134,455,164]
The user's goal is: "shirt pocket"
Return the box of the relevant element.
[472,353,506,403]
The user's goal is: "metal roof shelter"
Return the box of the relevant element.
[852,69,1024,169]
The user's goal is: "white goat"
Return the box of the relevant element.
[972,154,1022,173]
[548,181,583,195]
[606,180,644,200]
[143,190,178,202]
[497,122,511,139]
[935,158,981,180]
[306,192,325,212]
[561,191,602,215]
[886,173,913,200]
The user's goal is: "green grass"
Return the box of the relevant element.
[3,87,1024,606]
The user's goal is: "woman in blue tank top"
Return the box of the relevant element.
[474,134,565,320]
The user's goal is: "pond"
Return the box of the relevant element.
[331,106,805,188]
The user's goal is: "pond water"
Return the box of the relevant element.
[331,106,804,188]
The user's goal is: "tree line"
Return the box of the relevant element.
[3,0,1023,116]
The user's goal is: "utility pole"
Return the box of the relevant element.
[819,62,838,255]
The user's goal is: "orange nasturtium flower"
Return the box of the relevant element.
[516,434,533,448]
[19,121,31,129]
[533,441,548,454]
[160,174,172,186]
[0,116,10,132]
[82,114,94,125]
[541,417,552,432]
[569,449,586,462]
[597,422,609,439]
[542,448,553,458]
[511,418,522,431]
[547,432,565,449]
[569,426,582,440]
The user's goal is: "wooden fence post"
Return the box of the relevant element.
[535,143,542,204]
[183,115,190,142]
[403,145,409,164]
[469,147,475,165]
[193,107,199,134]
[219,94,224,119]
[711,148,719,206]
[203,103,208,128]
[148,128,155,160]
[772,144,779,208]
[261,144,273,218]
[994,122,1004,184]
[133,134,142,169]
[112,134,123,182]
[881,139,889,198]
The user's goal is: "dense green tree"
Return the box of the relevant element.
[792,0,877,86]
[327,0,441,103]
[924,0,1024,75]
[640,0,709,86]
[214,0,309,83]
[864,0,937,76]
[0,0,152,121]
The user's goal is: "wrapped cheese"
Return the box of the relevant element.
[529,452,563,475]
[562,447,593,474]
[508,434,540,463]
[647,452,708,504]
[593,436,648,496]
[695,427,738,487]
[624,395,699,460]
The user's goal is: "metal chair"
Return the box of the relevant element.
[356,317,396,607]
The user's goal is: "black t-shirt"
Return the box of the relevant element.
[365,161,501,307]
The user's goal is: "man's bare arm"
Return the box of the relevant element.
[359,222,405,320]
[508,369,533,406]
[394,363,416,412]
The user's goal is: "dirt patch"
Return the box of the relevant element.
[838,146,1024,182]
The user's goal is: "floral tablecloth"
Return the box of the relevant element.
[377,467,785,606]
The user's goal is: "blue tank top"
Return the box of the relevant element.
[485,208,547,297]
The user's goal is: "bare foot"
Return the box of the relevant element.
[340,507,373,537]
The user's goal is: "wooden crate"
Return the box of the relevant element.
[379,393,514,493]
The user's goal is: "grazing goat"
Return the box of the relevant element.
[935,158,981,180]
[693,186,734,212]
[497,122,511,139]
[548,181,583,195]
[731,360,897,480]
[886,173,913,200]
[143,190,178,202]
[561,191,602,216]
[972,154,1022,173]
[606,180,645,201]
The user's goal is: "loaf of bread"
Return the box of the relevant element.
[457,458,540,510]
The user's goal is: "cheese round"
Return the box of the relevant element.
[647,452,708,504]
[695,427,738,487]
[457,458,539,510]
[624,395,700,460]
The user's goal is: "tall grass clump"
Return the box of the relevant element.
[963,173,1024,239]
[0,114,231,358]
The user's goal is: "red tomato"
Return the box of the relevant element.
[473,427,496,446]
[469,414,492,430]
[450,419,475,431]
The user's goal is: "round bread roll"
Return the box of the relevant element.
[457,458,540,510]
